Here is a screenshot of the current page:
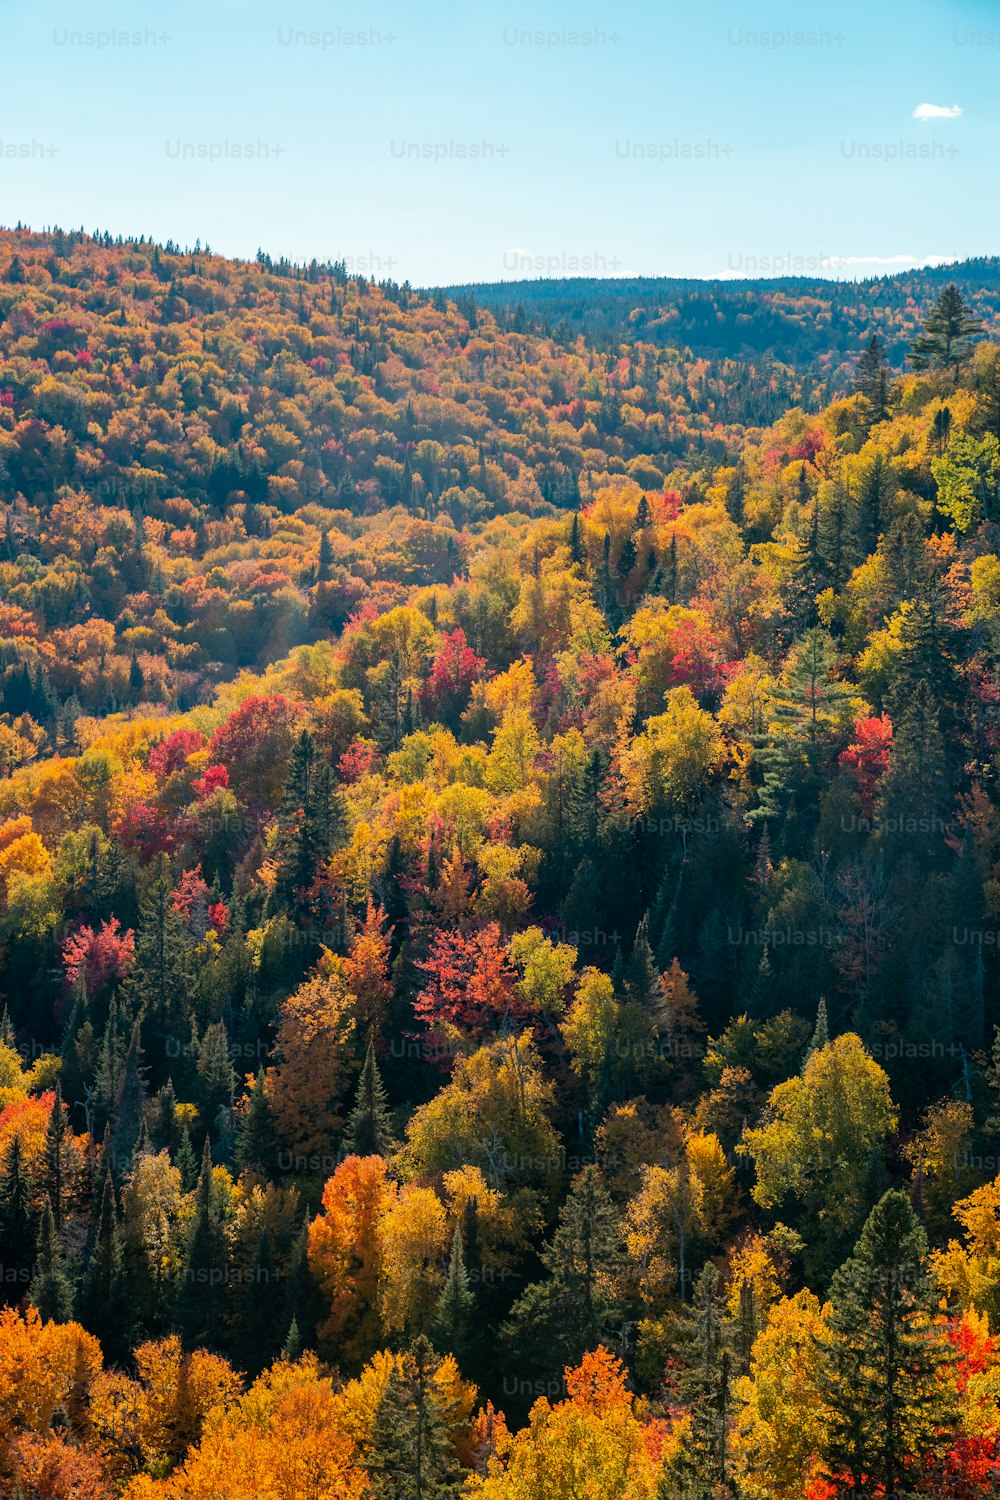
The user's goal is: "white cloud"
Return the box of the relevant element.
[828,253,953,267]
[913,103,962,121]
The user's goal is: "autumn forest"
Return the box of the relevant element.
[2,228,1000,1498]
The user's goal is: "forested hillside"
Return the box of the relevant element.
[447,256,1000,392]
[4,229,1000,1496]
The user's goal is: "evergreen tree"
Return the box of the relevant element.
[504,1165,625,1379]
[625,912,659,1012]
[42,1080,70,1228]
[317,529,334,581]
[366,1335,464,1500]
[805,997,829,1064]
[112,1021,148,1169]
[30,1197,73,1322]
[80,1171,128,1358]
[126,856,193,1041]
[434,1224,475,1365]
[668,1262,733,1497]
[175,1124,198,1191]
[235,1068,276,1176]
[0,1137,34,1306]
[343,1039,395,1157]
[819,1190,957,1497]
[272,729,337,910]
[177,1138,228,1350]
[853,334,892,427]
[910,284,983,371]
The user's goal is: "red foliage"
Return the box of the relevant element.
[113,800,174,857]
[667,614,723,697]
[839,714,893,814]
[337,739,378,784]
[208,693,303,804]
[148,727,205,780]
[192,763,229,799]
[171,866,227,936]
[418,628,485,724]
[415,923,523,1041]
[62,917,135,997]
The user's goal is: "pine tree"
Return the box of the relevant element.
[910,284,983,371]
[804,997,829,1065]
[504,1165,625,1379]
[196,1020,236,1118]
[112,1021,148,1169]
[819,1190,957,1497]
[175,1123,198,1192]
[625,912,659,1012]
[281,1316,303,1361]
[0,1136,34,1306]
[235,1068,276,1176]
[317,529,334,581]
[853,334,892,427]
[177,1138,228,1350]
[126,856,193,1041]
[30,1197,73,1322]
[80,1171,128,1358]
[434,1224,475,1364]
[272,729,337,910]
[42,1081,70,1228]
[366,1335,464,1500]
[668,1263,734,1497]
[343,1039,395,1157]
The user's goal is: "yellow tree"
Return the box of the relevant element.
[470,1347,665,1500]
[731,1290,832,1500]
[740,1033,897,1241]
[266,959,356,1156]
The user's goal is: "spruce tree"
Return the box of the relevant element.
[80,1171,128,1358]
[235,1068,276,1176]
[177,1138,228,1350]
[343,1039,395,1157]
[42,1080,70,1228]
[366,1335,464,1500]
[272,729,337,910]
[668,1263,734,1497]
[819,1190,957,1497]
[434,1224,475,1365]
[910,284,983,371]
[853,333,892,427]
[30,1197,73,1322]
[0,1137,34,1306]
[504,1165,624,1379]
[112,1021,148,1169]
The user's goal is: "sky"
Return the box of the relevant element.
[1,0,998,286]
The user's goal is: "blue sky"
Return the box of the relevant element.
[1,0,997,284]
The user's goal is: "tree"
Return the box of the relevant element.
[740,1034,897,1266]
[266,961,356,1156]
[308,1154,395,1364]
[854,334,891,428]
[80,1170,128,1360]
[343,1038,395,1157]
[30,1196,73,1322]
[732,1289,832,1500]
[818,1190,957,1497]
[0,1135,34,1305]
[177,1138,229,1350]
[474,1347,661,1500]
[434,1224,476,1367]
[504,1166,625,1381]
[272,728,338,911]
[910,284,983,371]
[366,1335,466,1500]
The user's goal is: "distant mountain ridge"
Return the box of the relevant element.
[438,257,1000,380]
